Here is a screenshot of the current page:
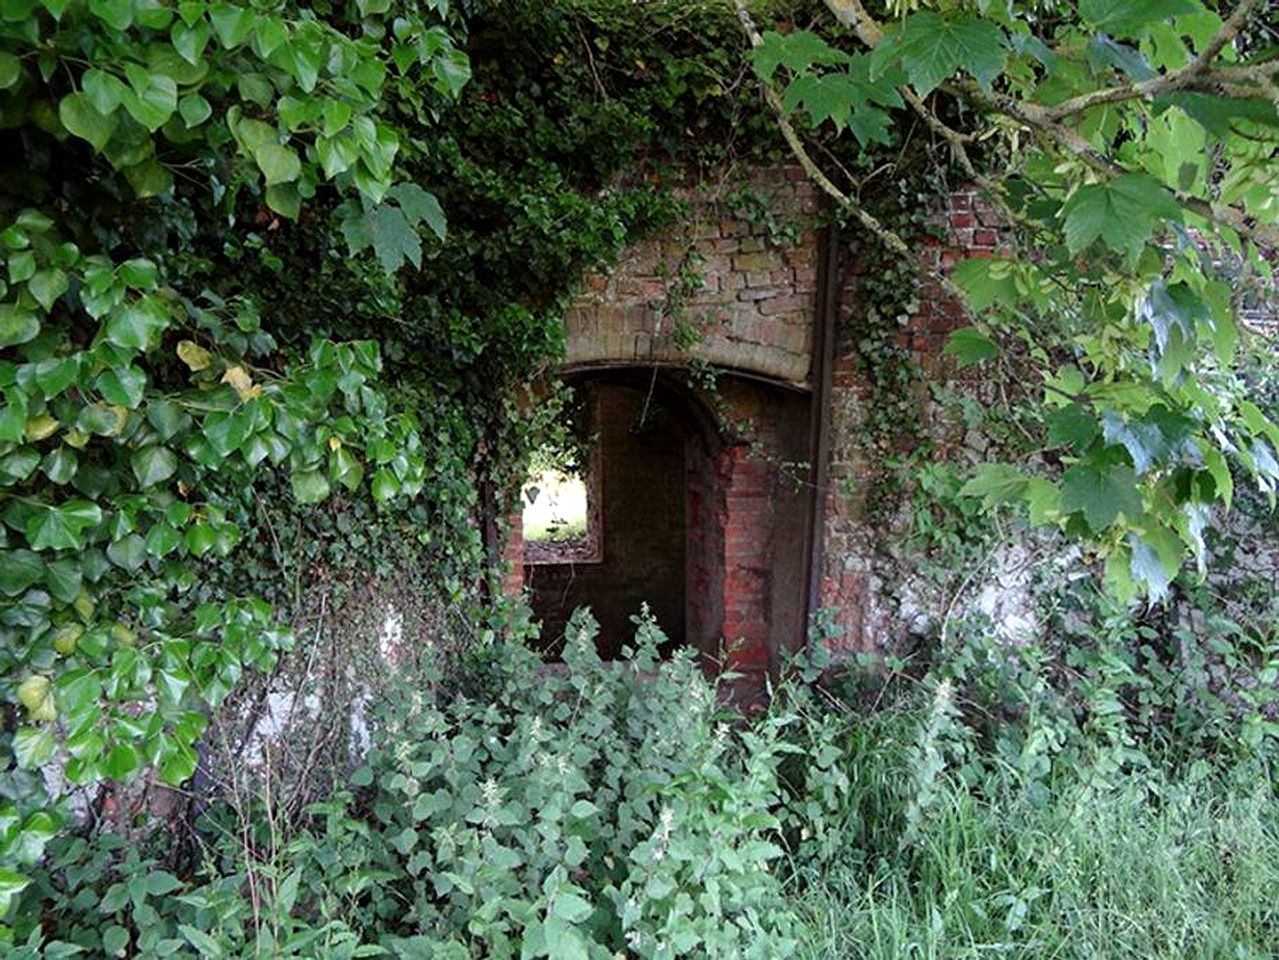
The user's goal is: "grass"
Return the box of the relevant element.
[788,744,1279,959]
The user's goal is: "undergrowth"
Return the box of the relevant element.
[14,581,1279,958]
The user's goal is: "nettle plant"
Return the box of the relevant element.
[17,611,802,958]
[0,0,468,924]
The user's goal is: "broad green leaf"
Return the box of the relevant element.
[390,182,447,240]
[89,0,133,30]
[122,65,178,131]
[752,29,850,81]
[0,303,40,347]
[171,19,211,65]
[960,463,1027,507]
[179,93,213,128]
[873,12,1006,96]
[209,3,253,48]
[13,726,56,768]
[1046,404,1099,450]
[0,51,20,90]
[82,68,126,114]
[27,500,102,551]
[131,445,178,487]
[952,257,1020,311]
[254,142,301,185]
[180,924,225,958]
[0,867,33,917]
[59,93,118,150]
[0,549,44,595]
[943,327,1000,367]
[1061,174,1182,260]
[103,742,139,779]
[1079,0,1201,39]
[106,532,146,570]
[125,158,174,198]
[1060,463,1142,531]
[369,203,421,272]
[105,299,168,349]
[96,365,147,407]
[291,468,330,503]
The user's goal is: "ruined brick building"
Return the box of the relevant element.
[496,165,1007,684]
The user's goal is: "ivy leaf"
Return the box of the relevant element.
[390,182,447,240]
[0,51,21,90]
[254,143,301,185]
[82,68,127,114]
[59,92,118,150]
[28,268,69,310]
[103,743,139,780]
[131,445,178,487]
[27,500,103,551]
[107,533,146,571]
[96,365,147,407]
[106,299,168,350]
[13,726,56,769]
[943,327,1000,367]
[291,468,330,504]
[209,3,254,49]
[88,0,134,30]
[1078,0,1201,39]
[0,304,40,347]
[873,12,1006,96]
[122,65,178,132]
[1061,174,1182,260]
[1060,463,1142,531]
[0,549,45,595]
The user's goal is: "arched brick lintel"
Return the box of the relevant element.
[559,359,812,397]
[563,320,813,389]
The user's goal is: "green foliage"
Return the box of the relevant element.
[19,610,802,958]
[757,0,1279,598]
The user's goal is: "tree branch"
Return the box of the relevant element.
[822,0,1279,252]
[732,0,971,305]
[1043,0,1270,121]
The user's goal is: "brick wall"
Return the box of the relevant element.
[510,170,1017,674]
[820,185,997,656]
[564,167,822,386]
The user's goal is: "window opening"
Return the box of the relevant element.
[523,385,600,564]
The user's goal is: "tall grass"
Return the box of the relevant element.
[787,703,1279,959]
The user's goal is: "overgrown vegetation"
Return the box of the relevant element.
[2,0,1279,956]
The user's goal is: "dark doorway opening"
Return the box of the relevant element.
[525,372,724,661]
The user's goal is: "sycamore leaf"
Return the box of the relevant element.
[1127,526,1182,602]
[1060,463,1142,531]
[1078,0,1202,40]
[1047,404,1099,450]
[1061,174,1182,260]
[943,327,1000,367]
[960,463,1027,508]
[952,257,1018,311]
[752,30,849,81]
[872,12,1006,96]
